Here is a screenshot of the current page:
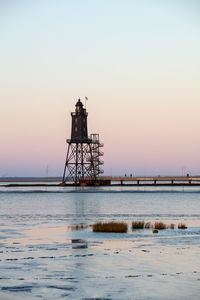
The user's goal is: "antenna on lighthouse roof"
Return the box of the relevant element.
[85,96,88,109]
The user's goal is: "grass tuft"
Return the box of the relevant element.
[178,223,187,229]
[154,222,167,230]
[132,221,145,229]
[93,221,128,233]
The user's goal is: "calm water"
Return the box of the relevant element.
[0,186,200,299]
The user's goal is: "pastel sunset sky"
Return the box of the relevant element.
[0,0,200,177]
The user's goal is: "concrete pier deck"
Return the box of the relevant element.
[1,176,200,187]
[109,176,200,185]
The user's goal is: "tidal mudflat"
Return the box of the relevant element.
[0,186,200,299]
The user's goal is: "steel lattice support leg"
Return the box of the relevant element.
[62,142,96,184]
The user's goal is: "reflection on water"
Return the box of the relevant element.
[74,191,101,216]
[0,186,200,299]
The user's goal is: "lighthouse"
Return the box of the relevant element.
[62,99,104,185]
[70,99,90,143]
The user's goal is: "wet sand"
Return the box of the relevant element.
[1,222,200,300]
[1,188,200,299]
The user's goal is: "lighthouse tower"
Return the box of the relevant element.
[62,99,103,184]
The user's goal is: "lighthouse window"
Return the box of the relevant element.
[75,126,78,132]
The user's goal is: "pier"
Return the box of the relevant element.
[77,176,200,186]
[108,176,200,186]
[2,176,200,187]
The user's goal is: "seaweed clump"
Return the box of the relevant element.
[154,222,167,230]
[93,221,128,233]
[178,223,187,229]
[132,221,145,229]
